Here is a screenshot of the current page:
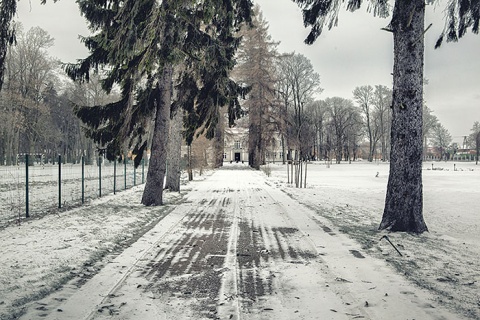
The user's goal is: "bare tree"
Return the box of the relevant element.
[430,123,452,161]
[372,85,392,161]
[305,100,328,160]
[1,24,58,159]
[276,53,322,162]
[422,104,439,160]
[325,97,359,164]
[353,85,377,161]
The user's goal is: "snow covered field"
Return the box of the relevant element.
[266,160,480,318]
[0,162,478,319]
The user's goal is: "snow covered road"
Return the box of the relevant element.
[14,165,465,320]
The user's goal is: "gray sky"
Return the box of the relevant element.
[17,0,479,142]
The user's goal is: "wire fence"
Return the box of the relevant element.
[0,155,147,227]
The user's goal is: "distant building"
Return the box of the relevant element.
[452,148,477,161]
[425,146,476,161]
[224,127,286,164]
[224,127,248,163]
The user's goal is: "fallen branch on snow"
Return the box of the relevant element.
[380,235,403,257]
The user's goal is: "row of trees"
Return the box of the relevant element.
[2,19,476,170]
[233,9,477,169]
[1,0,478,233]
[66,0,255,206]
[1,23,474,170]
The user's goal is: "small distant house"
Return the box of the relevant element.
[224,127,287,164]
[224,127,248,162]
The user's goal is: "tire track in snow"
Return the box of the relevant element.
[227,175,329,319]
[137,187,235,318]
[217,185,242,320]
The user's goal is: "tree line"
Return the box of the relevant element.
[234,9,479,168]
[0,24,119,165]
[1,23,476,169]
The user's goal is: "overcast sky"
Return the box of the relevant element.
[17,0,479,142]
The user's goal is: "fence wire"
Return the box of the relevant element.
[0,155,147,227]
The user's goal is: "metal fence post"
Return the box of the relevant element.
[81,156,85,204]
[114,159,117,195]
[58,155,62,209]
[134,164,136,186]
[124,157,127,190]
[25,154,29,218]
[99,156,102,197]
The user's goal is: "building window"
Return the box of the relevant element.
[234,140,241,149]
[223,153,227,159]
[279,152,283,158]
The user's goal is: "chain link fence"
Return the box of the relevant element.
[0,155,147,227]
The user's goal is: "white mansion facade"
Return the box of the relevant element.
[223,127,285,163]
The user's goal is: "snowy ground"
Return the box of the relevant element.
[265,161,480,319]
[0,161,478,320]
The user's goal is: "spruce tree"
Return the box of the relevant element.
[67,0,253,205]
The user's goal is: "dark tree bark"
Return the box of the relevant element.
[166,107,182,192]
[0,0,16,92]
[213,110,225,168]
[379,0,428,233]
[248,106,262,170]
[141,65,172,206]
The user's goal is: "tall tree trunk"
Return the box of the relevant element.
[213,109,225,168]
[166,107,182,192]
[304,160,307,188]
[249,113,261,170]
[0,0,16,92]
[380,0,428,233]
[141,65,173,206]
[187,144,193,181]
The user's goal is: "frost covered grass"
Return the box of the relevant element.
[0,186,184,319]
[0,163,145,228]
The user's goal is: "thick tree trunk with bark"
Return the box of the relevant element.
[213,110,225,168]
[0,0,16,92]
[166,107,182,192]
[380,0,428,233]
[249,107,262,170]
[248,127,259,169]
[141,65,173,206]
